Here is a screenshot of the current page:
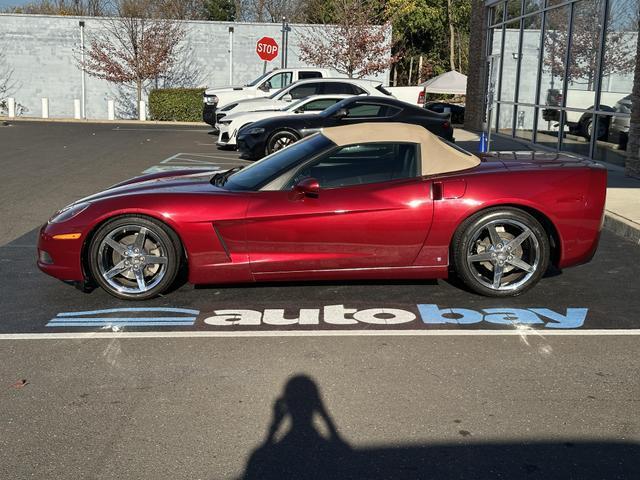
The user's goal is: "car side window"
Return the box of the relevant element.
[287,142,419,189]
[346,103,385,117]
[289,83,321,99]
[298,71,323,79]
[321,82,365,95]
[300,99,342,111]
[265,72,293,90]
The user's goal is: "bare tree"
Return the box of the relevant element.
[8,0,107,15]
[297,0,398,78]
[82,0,185,116]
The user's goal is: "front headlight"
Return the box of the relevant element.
[204,95,218,105]
[246,127,265,135]
[49,202,90,224]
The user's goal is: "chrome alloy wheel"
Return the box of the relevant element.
[271,132,296,152]
[97,225,169,294]
[465,219,540,292]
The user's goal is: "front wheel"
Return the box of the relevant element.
[88,216,181,300]
[266,130,299,155]
[452,208,550,297]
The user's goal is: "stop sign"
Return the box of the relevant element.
[256,37,279,62]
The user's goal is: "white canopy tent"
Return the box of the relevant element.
[420,70,467,95]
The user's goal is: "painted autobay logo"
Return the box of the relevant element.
[203,305,588,329]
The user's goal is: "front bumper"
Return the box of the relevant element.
[203,104,217,126]
[237,133,265,160]
[37,223,85,282]
[216,125,238,148]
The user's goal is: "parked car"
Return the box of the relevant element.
[236,96,453,160]
[425,102,465,124]
[217,95,352,149]
[214,78,392,128]
[202,68,334,126]
[37,123,606,300]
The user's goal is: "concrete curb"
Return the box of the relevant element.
[604,211,640,245]
[0,116,210,127]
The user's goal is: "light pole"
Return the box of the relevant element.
[79,21,86,119]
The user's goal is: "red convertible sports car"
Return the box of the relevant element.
[38,123,606,300]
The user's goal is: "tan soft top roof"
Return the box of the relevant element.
[321,122,480,176]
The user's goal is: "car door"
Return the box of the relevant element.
[244,142,433,275]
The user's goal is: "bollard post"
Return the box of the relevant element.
[8,98,15,118]
[479,132,488,153]
[41,98,49,119]
[138,100,146,121]
[107,100,115,120]
[74,99,81,119]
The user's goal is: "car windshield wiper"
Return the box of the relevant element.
[210,166,244,187]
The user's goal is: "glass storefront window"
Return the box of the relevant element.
[594,113,628,166]
[524,0,545,15]
[492,1,505,25]
[500,20,521,102]
[506,0,522,19]
[518,14,542,104]
[515,106,536,140]
[565,0,601,110]
[498,103,515,135]
[536,107,561,149]
[599,0,638,110]
[560,111,593,157]
[539,6,570,108]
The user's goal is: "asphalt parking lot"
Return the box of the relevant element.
[1,121,639,479]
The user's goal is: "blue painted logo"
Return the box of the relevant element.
[47,307,199,327]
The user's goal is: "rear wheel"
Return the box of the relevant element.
[452,208,550,297]
[88,216,181,300]
[266,130,299,155]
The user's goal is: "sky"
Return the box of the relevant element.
[0,0,30,8]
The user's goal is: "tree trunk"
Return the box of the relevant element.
[464,0,488,131]
[626,27,640,178]
[448,0,456,71]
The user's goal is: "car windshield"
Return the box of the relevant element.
[268,87,288,99]
[245,71,272,87]
[224,134,334,191]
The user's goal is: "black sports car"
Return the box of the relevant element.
[236,96,454,160]
[424,102,465,125]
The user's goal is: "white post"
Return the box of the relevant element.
[417,56,423,85]
[79,21,86,119]
[41,98,49,119]
[107,100,115,120]
[228,26,234,85]
[74,99,81,119]
[7,98,15,118]
[138,100,146,121]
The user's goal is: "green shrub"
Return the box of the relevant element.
[148,88,205,122]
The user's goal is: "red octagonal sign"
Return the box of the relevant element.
[256,36,279,62]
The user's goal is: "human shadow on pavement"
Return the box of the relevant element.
[238,375,640,480]
[240,374,352,480]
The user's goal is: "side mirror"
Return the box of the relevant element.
[259,82,271,92]
[292,177,320,199]
[333,107,348,119]
[282,94,293,102]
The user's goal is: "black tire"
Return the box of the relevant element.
[580,117,609,140]
[452,208,550,297]
[266,130,299,155]
[88,215,182,300]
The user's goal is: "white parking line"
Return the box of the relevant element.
[1,329,640,340]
